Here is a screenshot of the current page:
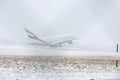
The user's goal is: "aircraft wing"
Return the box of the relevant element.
[48,36,75,47]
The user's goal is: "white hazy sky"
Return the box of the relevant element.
[0,0,120,51]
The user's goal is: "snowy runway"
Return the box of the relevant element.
[0,55,120,80]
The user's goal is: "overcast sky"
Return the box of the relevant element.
[0,0,120,51]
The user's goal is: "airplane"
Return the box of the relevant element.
[24,28,78,47]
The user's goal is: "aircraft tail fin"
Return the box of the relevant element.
[24,28,47,44]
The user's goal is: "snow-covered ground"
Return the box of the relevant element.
[0,69,120,80]
[0,54,120,80]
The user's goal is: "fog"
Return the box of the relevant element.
[0,0,120,51]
